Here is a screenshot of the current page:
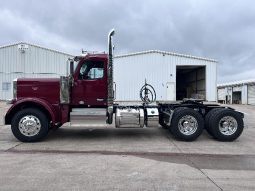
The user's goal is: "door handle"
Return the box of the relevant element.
[97,98,104,102]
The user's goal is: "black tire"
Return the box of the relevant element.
[11,108,49,142]
[170,108,204,141]
[209,109,244,142]
[205,108,223,137]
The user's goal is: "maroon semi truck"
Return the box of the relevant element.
[5,29,244,142]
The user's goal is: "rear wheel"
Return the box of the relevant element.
[170,108,204,141]
[209,109,244,141]
[205,108,223,137]
[11,108,49,142]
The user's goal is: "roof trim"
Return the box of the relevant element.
[0,42,74,57]
[217,79,255,87]
[115,50,217,63]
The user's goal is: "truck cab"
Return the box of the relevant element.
[71,54,108,107]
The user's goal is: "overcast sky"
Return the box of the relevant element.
[0,0,255,83]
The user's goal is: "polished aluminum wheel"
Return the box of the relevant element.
[219,116,238,136]
[178,115,198,135]
[18,115,41,137]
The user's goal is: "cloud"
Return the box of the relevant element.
[0,0,255,83]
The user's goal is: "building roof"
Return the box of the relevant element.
[115,50,217,63]
[0,43,217,63]
[217,79,255,88]
[0,42,74,57]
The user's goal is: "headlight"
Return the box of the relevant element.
[13,79,17,99]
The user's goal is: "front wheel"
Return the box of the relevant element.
[170,108,204,141]
[11,108,49,142]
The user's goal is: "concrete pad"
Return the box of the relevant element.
[172,128,255,155]
[0,152,219,191]
[1,124,255,156]
[0,126,21,150]
[0,102,11,126]
[0,125,16,141]
[202,169,255,191]
[12,127,180,153]
[0,141,21,151]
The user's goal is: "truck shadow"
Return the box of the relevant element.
[39,128,255,171]
[46,127,213,141]
[47,127,169,140]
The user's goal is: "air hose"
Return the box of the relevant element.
[139,80,156,104]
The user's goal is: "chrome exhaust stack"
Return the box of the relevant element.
[107,29,115,124]
[107,29,115,107]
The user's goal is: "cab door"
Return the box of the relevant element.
[72,58,107,107]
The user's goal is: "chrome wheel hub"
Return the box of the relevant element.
[18,115,41,137]
[219,116,238,136]
[178,115,198,135]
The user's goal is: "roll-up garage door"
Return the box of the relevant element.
[248,85,255,105]
[218,88,225,100]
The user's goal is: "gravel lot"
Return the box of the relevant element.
[0,101,255,191]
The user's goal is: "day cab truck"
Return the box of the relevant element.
[4,29,244,142]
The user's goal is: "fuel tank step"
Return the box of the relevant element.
[70,108,107,125]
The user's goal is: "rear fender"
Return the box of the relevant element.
[5,98,58,126]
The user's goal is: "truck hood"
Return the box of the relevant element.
[17,78,60,104]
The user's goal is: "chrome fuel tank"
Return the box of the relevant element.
[115,107,144,128]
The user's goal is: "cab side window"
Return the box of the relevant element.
[79,61,104,80]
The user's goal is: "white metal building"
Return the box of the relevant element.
[0,44,217,102]
[217,79,255,105]
[114,50,217,102]
[0,42,73,100]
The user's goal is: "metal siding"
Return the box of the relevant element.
[248,85,255,105]
[241,85,248,104]
[0,73,24,100]
[0,45,23,73]
[114,53,171,101]
[114,52,216,101]
[0,43,72,100]
[26,45,69,75]
[217,88,225,100]
[226,87,233,104]
[233,86,242,92]
[206,62,217,102]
